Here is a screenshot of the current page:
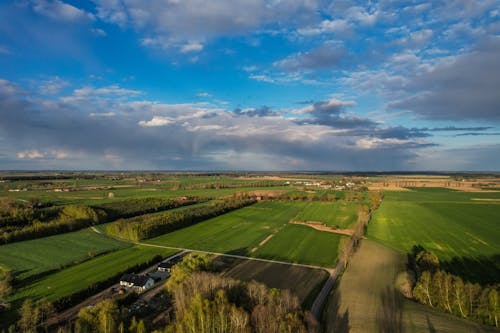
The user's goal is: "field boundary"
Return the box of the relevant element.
[290,220,354,236]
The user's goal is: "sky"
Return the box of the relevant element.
[0,0,499,171]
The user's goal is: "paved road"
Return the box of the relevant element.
[310,259,344,318]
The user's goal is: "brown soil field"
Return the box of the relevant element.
[323,240,496,333]
[220,258,329,306]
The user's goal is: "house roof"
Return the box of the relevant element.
[120,274,152,287]
[158,261,174,269]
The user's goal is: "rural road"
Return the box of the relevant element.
[47,250,188,327]
[49,227,333,326]
[310,259,344,319]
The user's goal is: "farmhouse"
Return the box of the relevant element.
[157,261,174,273]
[119,274,154,292]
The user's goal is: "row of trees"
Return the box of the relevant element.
[94,197,203,220]
[0,271,12,311]
[273,190,365,202]
[411,250,499,327]
[0,205,105,245]
[107,199,256,241]
[75,299,147,333]
[169,180,284,191]
[337,193,382,268]
[0,197,56,230]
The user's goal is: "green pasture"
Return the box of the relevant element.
[369,189,500,283]
[148,201,341,267]
[1,186,291,205]
[294,201,358,228]
[382,187,500,202]
[12,246,175,303]
[0,228,130,281]
[253,224,343,267]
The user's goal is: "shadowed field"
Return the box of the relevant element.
[324,240,496,333]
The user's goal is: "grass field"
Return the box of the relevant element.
[0,228,130,281]
[324,240,495,333]
[368,188,500,283]
[12,245,175,303]
[2,186,291,205]
[148,201,344,267]
[222,258,329,307]
[293,201,358,228]
[254,224,342,267]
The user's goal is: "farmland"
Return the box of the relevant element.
[293,201,358,229]
[368,188,500,283]
[147,201,345,267]
[221,258,329,307]
[0,228,129,281]
[12,245,175,302]
[324,240,495,333]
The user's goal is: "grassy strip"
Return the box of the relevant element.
[0,228,130,281]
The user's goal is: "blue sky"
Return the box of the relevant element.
[0,0,499,171]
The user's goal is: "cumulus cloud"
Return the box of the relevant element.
[138,116,175,127]
[0,78,440,170]
[388,37,500,120]
[31,0,94,22]
[274,44,346,72]
[38,76,69,95]
[180,42,204,53]
[96,0,319,39]
[17,150,45,159]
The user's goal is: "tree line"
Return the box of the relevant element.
[411,248,499,327]
[0,197,204,245]
[107,198,256,241]
[0,205,105,245]
[337,191,383,267]
[93,197,203,220]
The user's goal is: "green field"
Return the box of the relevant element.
[254,224,342,267]
[148,201,343,267]
[2,186,291,205]
[293,201,358,228]
[368,188,500,283]
[0,228,130,281]
[12,246,175,303]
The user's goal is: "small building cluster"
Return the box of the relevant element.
[118,257,180,293]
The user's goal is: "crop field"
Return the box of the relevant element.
[0,228,130,281]
[368,188,500,283]
[11,246,175,303]
[222,259,329,307]
[253,224,342,267]
[293,201,358,228]
[324,240,494,333]
[2,186,291,205]
[148,201,345,267]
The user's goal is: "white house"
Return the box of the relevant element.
[119,274,154,292]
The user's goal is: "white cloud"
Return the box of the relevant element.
[91,28,107,37]
[38,76,69,95]
[31,0,94,22]
[89,112,116,117]
[138,116,175,127]
[197,92,211,97]
[180,42,204,53]
[17,150,45,159]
